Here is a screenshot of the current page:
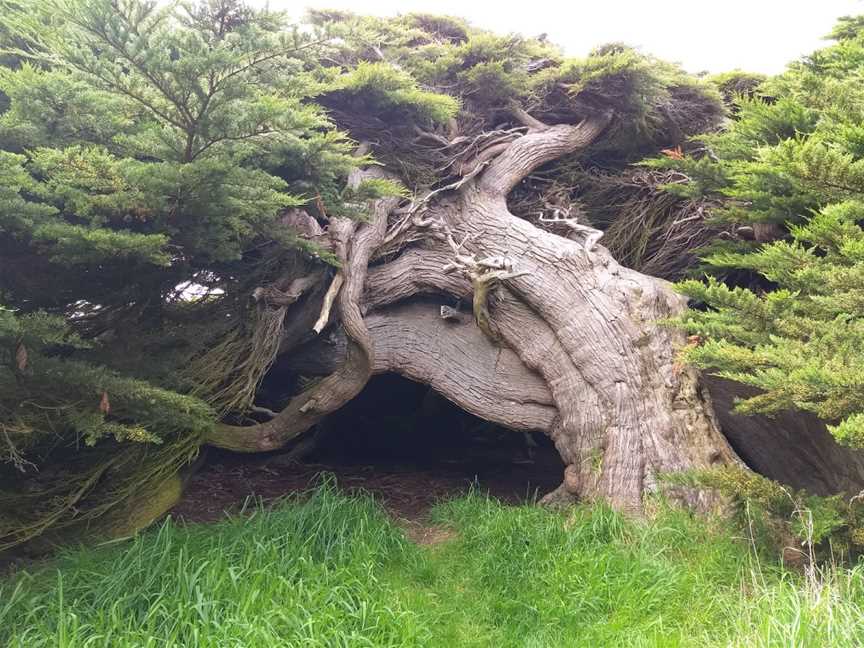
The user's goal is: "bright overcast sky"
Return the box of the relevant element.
[266,0,864,74]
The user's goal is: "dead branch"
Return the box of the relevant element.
[538,205,604,253]
[253,272,323,308]
[313,273,344,334]
[207,167,400,452]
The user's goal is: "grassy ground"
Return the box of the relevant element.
[2,481,863,647]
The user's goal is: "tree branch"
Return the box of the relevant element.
[479,112,613,196]
[284,302,558,432]
[206,168,400,452]
[508,100,549,132]
[313,273,344,333]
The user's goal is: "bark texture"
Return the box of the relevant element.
[207,110,745,511]
[285,311,864,497]
[208,166,400,451]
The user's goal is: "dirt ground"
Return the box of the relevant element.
[169,374,567,535]
[170,446,564,531]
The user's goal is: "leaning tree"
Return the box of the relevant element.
[3,1,864,551]
[199,11,744,512]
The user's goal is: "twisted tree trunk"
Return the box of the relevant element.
[207,108,742,512]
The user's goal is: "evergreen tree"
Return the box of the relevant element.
[654,16,864,446]
[0,0,364,550]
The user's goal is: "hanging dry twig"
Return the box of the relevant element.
[538,202,604,254]
[313,274,344,334]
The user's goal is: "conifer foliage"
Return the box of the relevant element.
[0,0,362,550]
[656,18,864,446]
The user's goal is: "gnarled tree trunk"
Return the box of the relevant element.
[207,108,743,512]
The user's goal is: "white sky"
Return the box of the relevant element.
[267,0,864,74]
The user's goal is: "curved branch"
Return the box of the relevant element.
[370,303,557,430]
[365,248,472,311]
[252,271,323,308]
[479,112,613,196]
[508,100,550,132]
[283,302,557,432]
[207,168,399,452]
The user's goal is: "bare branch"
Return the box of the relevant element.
[250,405,278,418]
[253,272,322,308]
[313,273,344,334]
[439,305,463,322]
[412,125,452,146]
[480,112,613,196]
[538,207,604,253]
[508,100,550,132]
[207,169,400,452]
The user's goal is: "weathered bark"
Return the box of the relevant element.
[208,108,745,512]
[367,115,737,511]
[436,203,738,510]
[286,301,557,432]
[207,166,400,451]
[287,327,864,498]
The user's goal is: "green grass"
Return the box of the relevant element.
[2,481,863,647]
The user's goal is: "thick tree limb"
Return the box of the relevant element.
[479,112,613,195]
[508,100,550,132]
[365,248,472,310]
[284,301,557,432]
[207,167,399,452]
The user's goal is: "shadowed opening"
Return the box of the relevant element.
[309,374,561,478]
[175,374,564,523]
